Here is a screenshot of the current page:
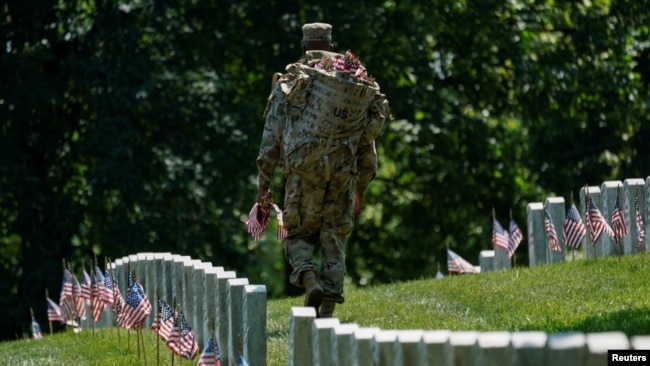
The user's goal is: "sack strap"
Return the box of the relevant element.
[271,72,282,91]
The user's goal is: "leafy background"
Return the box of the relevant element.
[1,0,648,339]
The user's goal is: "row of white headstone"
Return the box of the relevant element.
[100,252,267,366]
[289,306,650,366]
[479,177,649,272]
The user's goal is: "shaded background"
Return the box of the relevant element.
[1,0,649,339]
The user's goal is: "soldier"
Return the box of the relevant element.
[255,22,390,318]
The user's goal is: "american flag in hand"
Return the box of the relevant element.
[246,191,287,241]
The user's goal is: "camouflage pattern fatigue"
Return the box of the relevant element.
[256,53,391,304]
[282,142,356,304]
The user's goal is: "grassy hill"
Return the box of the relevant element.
[3,254,650,365]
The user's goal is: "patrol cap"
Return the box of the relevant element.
[302,22,332,42]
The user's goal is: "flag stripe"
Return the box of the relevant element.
[544,207,562,253]
[447,249,475,274]
[563,203,586,249]
[491,219,509,250]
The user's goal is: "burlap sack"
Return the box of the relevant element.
[282,62,381,157]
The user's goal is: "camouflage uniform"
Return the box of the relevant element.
[256,50,390,304]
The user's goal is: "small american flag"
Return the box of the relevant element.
[636,193,646,248]
[196,336,221,366]
[563,203,586,250]
[60,269,74,300]
[112,284,126,327]
[611,194,628,243]
[46,298,64,323]
[71,272,86,320]
[166,311,199,360]
[151,297,176,341]
[95,266,106,301]
[91,273,104,322]
[246,194,287,241]
[59,270,75,323]
[80,270,92,300]
[507,218,523,258]
[31,318,43,339]
[586,196,615,243]
[122,281,152,330]
[446,249,475,274]
[544,207,562,253]
[491,218,509,250]
[102,268,115,305]
[236,354,249,366]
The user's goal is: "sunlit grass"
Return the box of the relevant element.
[2,254,649,365]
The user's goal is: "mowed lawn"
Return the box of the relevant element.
[3,254,650,365]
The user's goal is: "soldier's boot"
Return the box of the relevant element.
[319,300,336,318]
[302,271,324,312]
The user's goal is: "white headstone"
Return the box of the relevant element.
[546,332,586,366]
[473,331,514,366]
[397,330,425,366]
[374,330,401,366]
[545,197,566,264]
[216,270,236,366]
[511,331,547,366]
[243,285,267,366]
[480,250,496,273]
[227,278,249,365]
[623,178,646,254]
[423,330,452,366]
[601,181,624,257]
[355,327,380,366]
[586,331,629,365]
[312,318,340,366]
[449,331,480,366]
[289,307,317,366]
[527,202,546,267]
[334,323,359,366]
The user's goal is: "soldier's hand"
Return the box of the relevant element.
[354,192,363,216]
[256,186,270,204]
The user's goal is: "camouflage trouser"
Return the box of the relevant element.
[282,142,355,304]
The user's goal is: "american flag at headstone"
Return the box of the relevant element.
[80,269,92,301]
[636,192,646,248]
[586,196,615,243]
[166,311,199,360]
[491,218,509,250]
[95,266,106,298]
[59,269,76,324]
[90,272,104,322]
[112,283,126,327]
[151,297,176,341]
[611,193,628,243]
[121,280,152,330]
[70,271,86,320]
[236,354,249,366]
[544,207,562,253]
[507,218,523,258]
[31,317,43,339]
[563,203,586,250]
[102,268,115,305]
[446,249,475,274]
[46,297,64,324]
[60,269,73,300]
[196,335,221,366]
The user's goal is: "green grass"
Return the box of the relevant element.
[3,254,650,365]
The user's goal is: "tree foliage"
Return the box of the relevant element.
[1,0,648,339]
